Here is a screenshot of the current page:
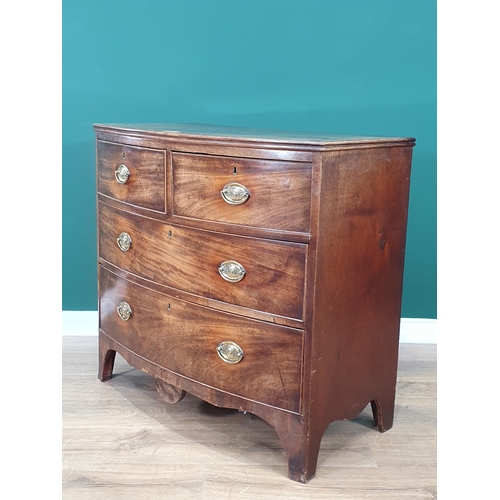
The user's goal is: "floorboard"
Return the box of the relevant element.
[62,337,436,499]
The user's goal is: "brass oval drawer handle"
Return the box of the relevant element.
[216,341,244,364]
[218,260,246,283]
[117,301,132,321]
[220,182,250,205]
[116,232,132,252]
[115,164,131,184]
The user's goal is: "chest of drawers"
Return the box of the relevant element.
[95,123,414,482]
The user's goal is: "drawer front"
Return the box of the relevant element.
[172,152,312,233]
[97,140,166,212]
[99,267,303,413]
[99,203,307,321]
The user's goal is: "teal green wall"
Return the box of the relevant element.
[63,0,436,318]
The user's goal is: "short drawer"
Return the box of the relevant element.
[172,152,312,233]
[99,202,307,321]
[99,267,303,413]
[97,140,166,212]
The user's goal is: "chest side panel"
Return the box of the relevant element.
[308,146,413,425]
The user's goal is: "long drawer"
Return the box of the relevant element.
[99,267,303,413]
[99,202,307,321]
[172,152,312,233]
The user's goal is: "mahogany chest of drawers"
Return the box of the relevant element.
[95,123,414,482]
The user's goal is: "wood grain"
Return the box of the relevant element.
[98,201,307,321]
[63,337,436,499]
[97,140,166,212]
[307,145,413,430]
[99,266,303,413]
[172,152,312,233]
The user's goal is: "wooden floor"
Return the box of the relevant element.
[62,337,436,499]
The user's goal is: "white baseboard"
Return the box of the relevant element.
[62,311,99,337]
[399,318,437,344]
[62,311,436,344]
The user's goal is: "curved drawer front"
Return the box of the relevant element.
[99,267,303,413]
[97,140,166,212]
[172,152,312,233]
[99,202,307,321]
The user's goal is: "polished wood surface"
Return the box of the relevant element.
[307,146,413,436]
[172,152,312,233]
[94,122,415,149]
[95,123,415,482]
[97,140,166,212]
[99,267,303,413]
[63,337,436,499]
[98,202,307,321]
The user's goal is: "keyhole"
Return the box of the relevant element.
[167,303,171,310]
[168,230,172,238]
[233,166,237,175]
[122,152,126,160]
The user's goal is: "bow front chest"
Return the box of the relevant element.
[95,123,414,482]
